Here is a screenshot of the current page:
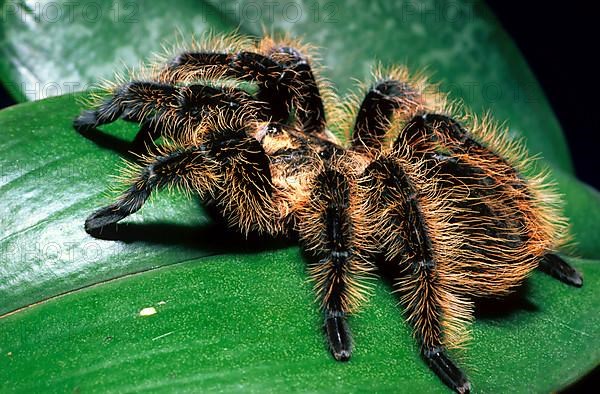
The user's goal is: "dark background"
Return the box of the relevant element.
[489,2,598,190]
[0,1,597,390]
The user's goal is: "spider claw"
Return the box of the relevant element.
[457,382,472,394]
[333,348,351,362]
[325,313,352,362]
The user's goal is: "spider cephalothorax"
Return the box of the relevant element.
[75,34,583,393]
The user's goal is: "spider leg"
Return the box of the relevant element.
[538,254,583,287]
[351,79,421,150]
[392,113,450,154]
[423,347,471,394]
[299,167,370,361]
[398,113,511,165]
[74,81,270,150]
[86,121,278,236]
[74,82,178,132]
[359,157,471,394]
[129,118,162,154]
[85,144,209,233]
[267,45,327,134]
[160,44,326,133]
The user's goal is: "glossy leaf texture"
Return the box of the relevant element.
[0,0,599,392]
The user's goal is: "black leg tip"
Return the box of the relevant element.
[73,110,99,132]
[423,346,470,394]
[569,271,584,287]
[84,205,126,235]
[539,254,584,288]
[325,313,353,362]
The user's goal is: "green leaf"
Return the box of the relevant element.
[1,1,599,392]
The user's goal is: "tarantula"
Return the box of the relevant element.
[74,35,583,393]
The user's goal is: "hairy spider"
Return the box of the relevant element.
[74,34,583,393]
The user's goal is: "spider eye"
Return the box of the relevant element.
[266,125,281,135]
[319,148,334,160]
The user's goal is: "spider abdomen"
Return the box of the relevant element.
[399,113,568,297]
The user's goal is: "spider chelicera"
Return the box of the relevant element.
[74,35,583,393]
